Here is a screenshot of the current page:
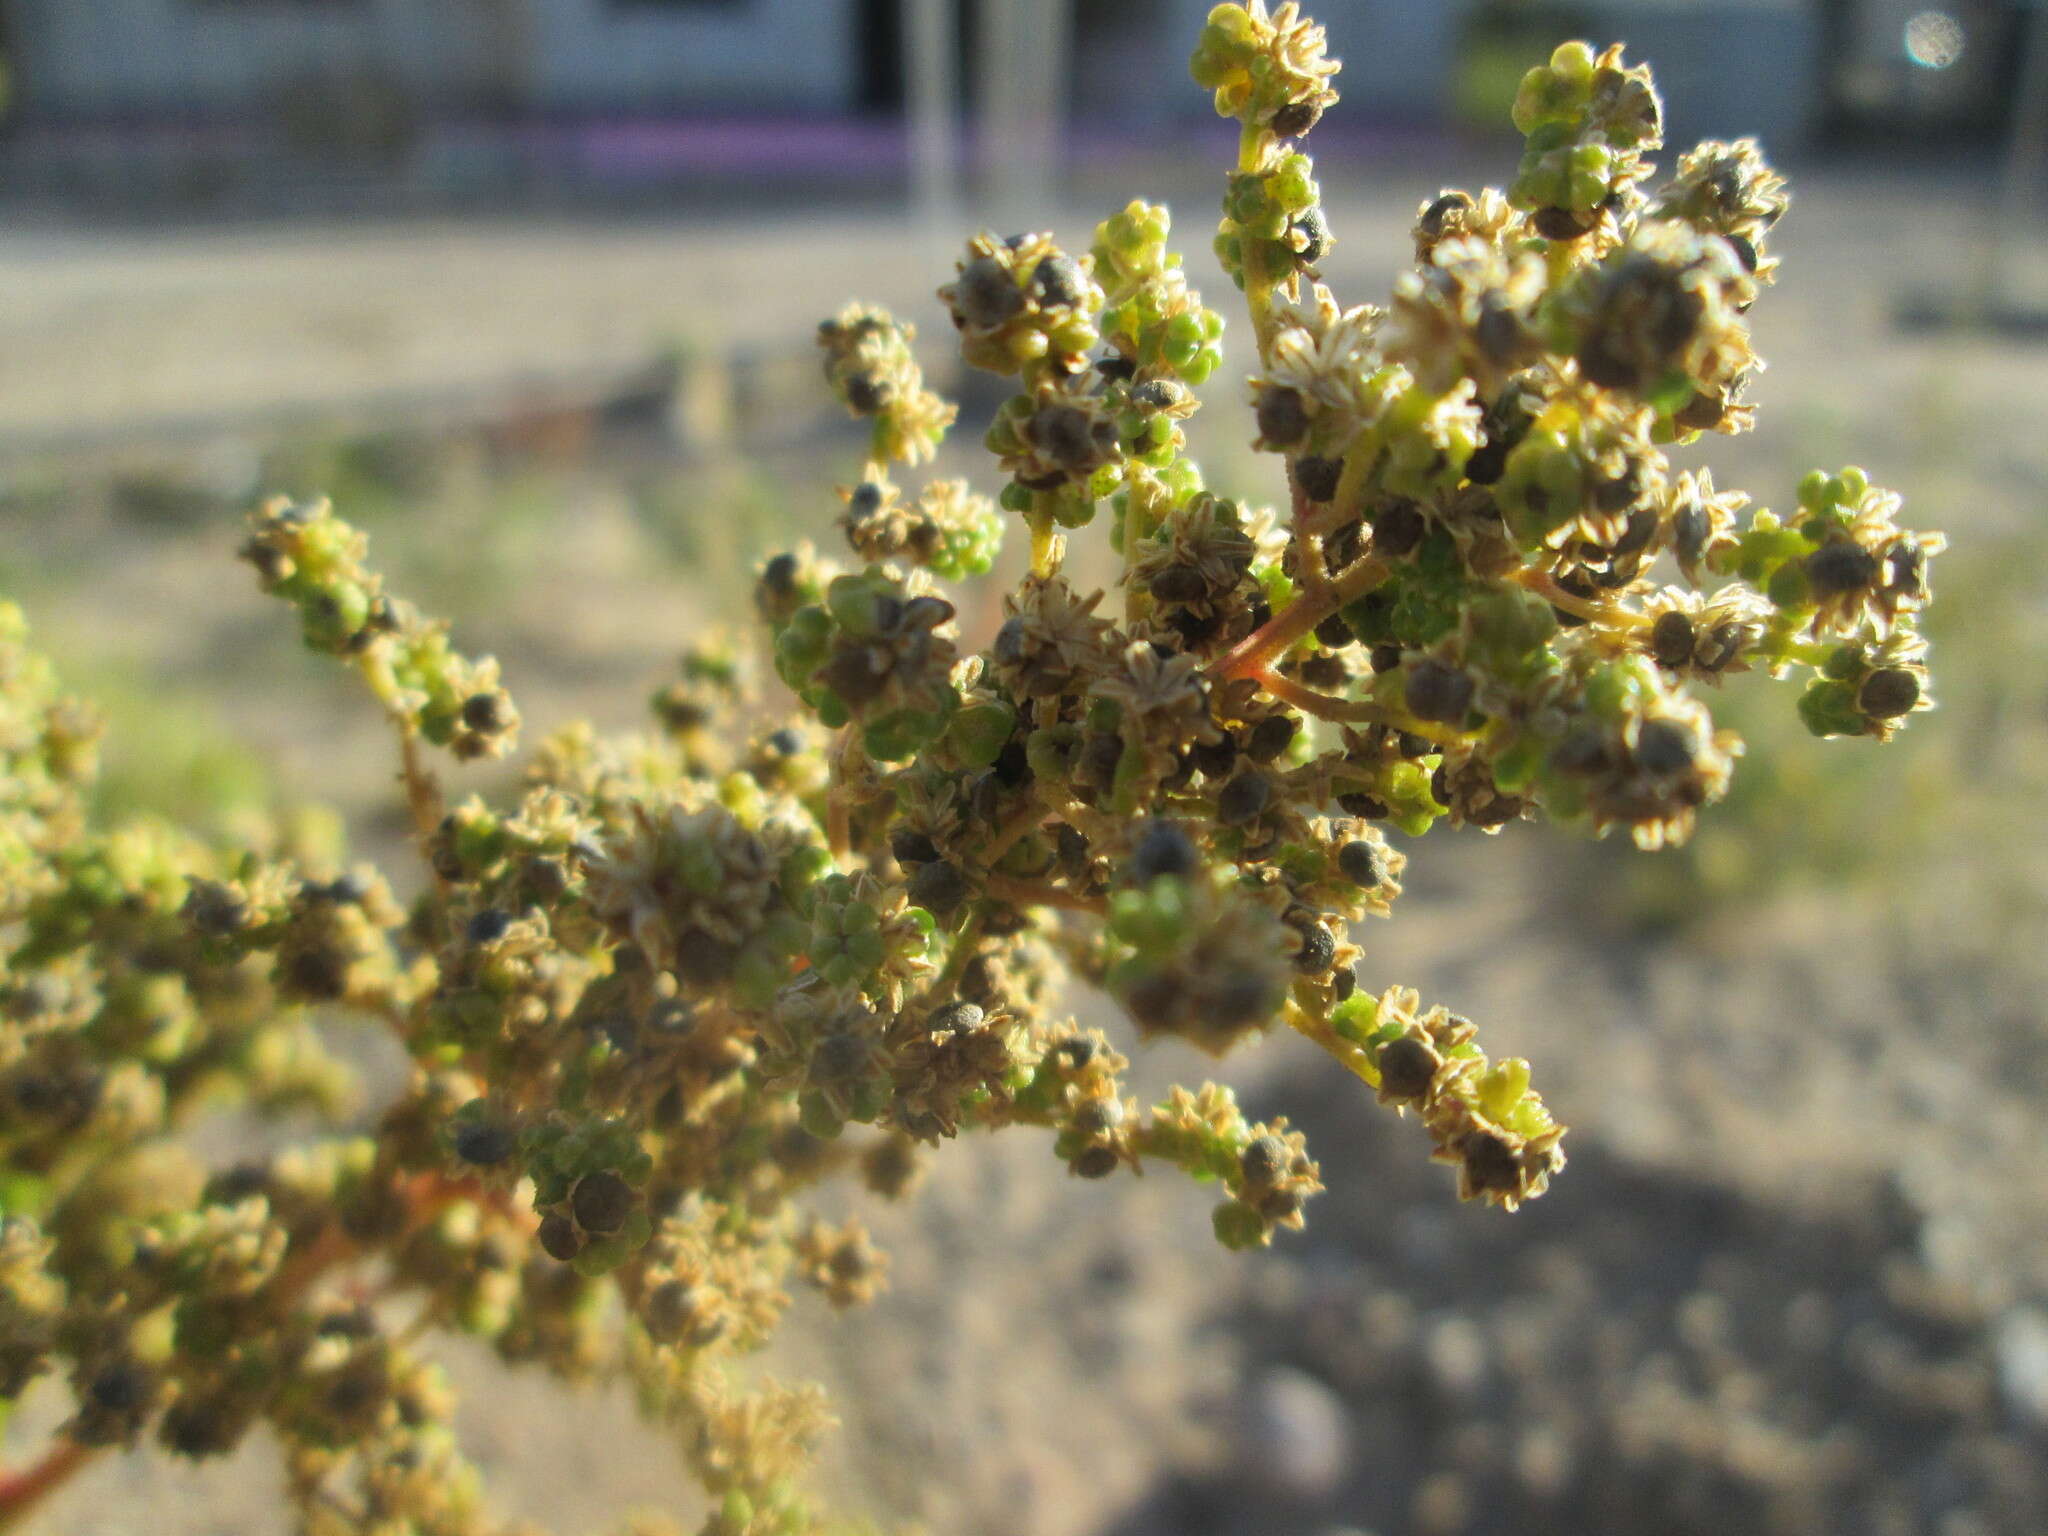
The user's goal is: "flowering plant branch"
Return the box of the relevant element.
[0,7,1943,1532]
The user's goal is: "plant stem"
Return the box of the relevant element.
[1255,668,1468,745]
[1211,557,1387,682]
[826,730,866,857]
[978,794,1051,872]
[1027,501,1062,576]
[982,875,1103,914]
[917,904,988,1010]
[1311,432,1375,531]
[0,1439,92,1533]
[397,725,452,908]
[1287,470,1330,601]
[1281,996,1378,1088]
[1122,467,1169,625]
[1511,567,1649,631]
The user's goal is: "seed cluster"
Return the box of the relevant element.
[0,7,1942,1534]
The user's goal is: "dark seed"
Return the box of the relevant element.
[818,645,889,706]
[1189,733,1238,779]
[1650,609,1696,669]
[1465,434,1509,484]
[1376,1035,1438,1101]
[1054,1035,1097,1069]
[1165,606,1223,645]
[1246,714,1298,763]
[1292,923,1337,974]
[1032,403,1100,468]
[1418,191,1472,241]
[1337,839,1384,888]
[461,692,509,733]
[537,1213,583,1261]
[571,1171,635,1236]
[1217,772,1271,825]
[1072,1097,1124,1137]
[1073,1145,1122,1179]
[1296,454,1343,503]
[1474,299,1523,363]
[672,927,735,986]
[1404,660,1473,724]
[1859,667,1920,718]
[1372,500,1427,558]
[90,1363,148,1412]
[1255,385,1310,447]
[1533,205,1590,241]
[1030,255,1085,306]
[1080,731,1123,786]
[452,1119,517,1167]
[1148,564,1210,604]
[890,827,940,866]
[1634,718,1697,777]
[284,948,348,1000]
[1613,506,1658,557]
[929,1001,985,1034]
[908,859,972,917]
[1270,99,1322,138]
[1239,1134,1289,1189]
[843,372,893,414]
[1462,1131,1523,1195]
[994,737,1032,785]
[1576,334,1639,391]
[524,856,569,901]
[812,1032,871,1082]
[953,256,1023,328]
[1674,389,1726,432]
[1805,541,1879,599]
[1131,820,1199,883]
[1291,206,1331,265]
[465,909,512,946]
[847,481,885,519]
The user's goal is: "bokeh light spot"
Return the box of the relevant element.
[1904,10,1966,69]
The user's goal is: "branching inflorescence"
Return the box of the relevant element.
[0,7,1943,1534]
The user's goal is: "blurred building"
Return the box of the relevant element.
[0,1,2016,203]
[4,0,865,121]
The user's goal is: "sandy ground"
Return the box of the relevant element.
[4,156,2048,1536]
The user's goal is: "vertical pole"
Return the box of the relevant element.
[2001,0,2048,236]
[1976,0,2048,317]
[905,0,961,245]
[980,0,1066,225]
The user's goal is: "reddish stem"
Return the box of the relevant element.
[0,1170,516,1532]
[0,1439,93,1531]
[1211,555,1387,683]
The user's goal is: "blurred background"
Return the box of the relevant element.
[3,2,2048,1534]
